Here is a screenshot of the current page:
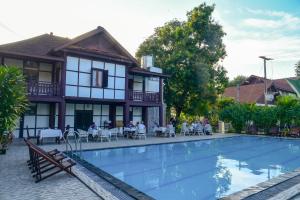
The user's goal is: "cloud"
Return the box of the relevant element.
[215,8,300,79]
[242,9,300,30]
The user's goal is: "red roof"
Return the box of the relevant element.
[223,83,268,104]
[224,75,296,104]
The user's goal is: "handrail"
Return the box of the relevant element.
[128,90,160,103]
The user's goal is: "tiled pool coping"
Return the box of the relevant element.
[61,135,300,200]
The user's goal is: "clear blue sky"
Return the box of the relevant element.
[1,0,300,79]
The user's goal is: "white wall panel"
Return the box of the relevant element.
[66,71,78,85]
[93,61,104,69]
[115,90,125,99]
[65,86,77,96]
[79,73,91,86]
[66,57,79,71]
[36,116,49,128]
[107,76,115,88]
[116,106,123,115]
[78,87,90,97]
[93,105,101,115]
[102,105,109,115]
[115,64,125,77]
[24,116,36,128]
[91,88,103,98]
[93,116,101,127]
[104,89,114,99]
[37,104,50,115]
[66,104,75,115]
[75,104,84,110]
[65,116,74,127]
[79,58,91,72]
[133,116,142,125]
[105,63,115,76]
[115,77,125,89]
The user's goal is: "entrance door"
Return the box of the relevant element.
[74,110,93,131]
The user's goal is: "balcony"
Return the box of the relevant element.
[128,90,160,103]
[27,82,61,97]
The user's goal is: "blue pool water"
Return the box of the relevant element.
[78,136,300,199]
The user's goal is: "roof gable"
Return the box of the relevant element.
[53,27,137,65]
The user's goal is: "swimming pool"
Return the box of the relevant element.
[77,136,300,200]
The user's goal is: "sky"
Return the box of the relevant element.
[1,0,300,80]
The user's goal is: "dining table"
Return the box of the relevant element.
[38,129,63,144]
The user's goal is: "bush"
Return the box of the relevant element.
[0,66,28,149]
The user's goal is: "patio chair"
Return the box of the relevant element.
[110,128,118,141]
[166,124,176,137]
[194,126,204,136]
[99,129,111,142]
[180,122,189,136]
[134,124,146,140]
[77,129,89,142]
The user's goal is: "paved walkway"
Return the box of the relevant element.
[0,140,101,200]
[0,134,233,200]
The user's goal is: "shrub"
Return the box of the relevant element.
[0,66,28,149]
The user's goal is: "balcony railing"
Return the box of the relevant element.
[128,90,160,103]
[27,81,61,97]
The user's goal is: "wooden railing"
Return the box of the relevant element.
[27,82,61,97]
[128,90,160,103]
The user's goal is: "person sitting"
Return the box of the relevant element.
[89,122,97,130]
[128,121,135,128]
[137,121,146,131]
[204,122,212,135]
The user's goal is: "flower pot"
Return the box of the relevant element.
[0,149,7,155]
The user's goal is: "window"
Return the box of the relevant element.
[92,69,108,88]
[24,61,38,82]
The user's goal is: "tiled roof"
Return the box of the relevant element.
[224,75,297,104]
[0,34,70,59]
[223,83,268,104]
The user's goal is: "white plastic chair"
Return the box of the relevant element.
[77,129,89,142]
[99,129,111,142]
[180,122,189,136]
[166,124,176,137]
[110,128,118,141]
[136,125,146,140]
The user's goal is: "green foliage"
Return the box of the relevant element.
[219,96,300,134]
[136,3,227,118]
[0,66,28,148]
[276,95,300,127]
[219,103,251,133]
[252,106,277,133]
[228,75,247,87]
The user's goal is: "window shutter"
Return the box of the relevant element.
[102,70,108,88]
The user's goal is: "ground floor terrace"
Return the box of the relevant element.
[2,134,300,200]
[14,100,163,139]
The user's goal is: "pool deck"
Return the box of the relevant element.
[1,133,300,200]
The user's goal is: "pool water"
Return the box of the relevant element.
[78,136,300,200]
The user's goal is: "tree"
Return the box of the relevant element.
[295,60,300,78]
[136,3,227,118]
[228,75,247,87]
[0,66,28,150]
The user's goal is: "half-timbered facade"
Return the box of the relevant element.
[0,26,168,138]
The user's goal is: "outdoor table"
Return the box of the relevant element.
[155,127,167,137]
[124,127,137,138]
[38,129,63,144]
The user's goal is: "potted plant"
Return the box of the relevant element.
[0,66,28,154]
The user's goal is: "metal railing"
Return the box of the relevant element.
[27,81,61,96]
[128,90,160,103]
